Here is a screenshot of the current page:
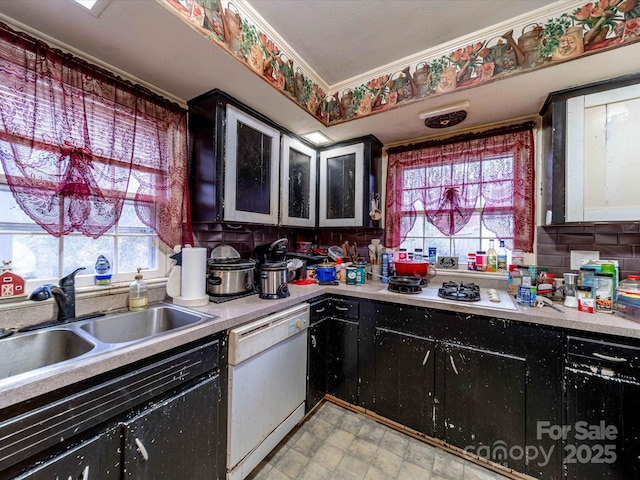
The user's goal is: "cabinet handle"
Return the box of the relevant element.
[336,306,349,311]
[449,355,459,375]
[422,350,430,366]
[135,438,150,461]
[80,465,90,480]
[593,352,628,363]
[315,307,325,313]
[311,334,317,348]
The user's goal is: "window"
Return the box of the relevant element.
[0,21,190,289]
[0,182,166,288]
[385,124,535,264]
[399,156,514,264]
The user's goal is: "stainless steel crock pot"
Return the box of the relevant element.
[207,258,256,296]
[259,262,290,299]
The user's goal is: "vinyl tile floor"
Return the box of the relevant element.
[246,401,515,480]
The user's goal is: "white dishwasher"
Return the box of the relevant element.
[227,303,309,480]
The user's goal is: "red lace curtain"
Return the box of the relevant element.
[0,22,192,248]
[385,123,535,252]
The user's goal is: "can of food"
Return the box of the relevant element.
[346,267,357,285]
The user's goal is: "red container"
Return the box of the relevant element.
[394,260,429,279]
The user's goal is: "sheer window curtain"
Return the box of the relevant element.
[0,22,193,248]
[385,123,535,252]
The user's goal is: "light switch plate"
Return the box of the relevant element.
[570,250,600,270]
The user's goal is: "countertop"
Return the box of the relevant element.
[3,280,640,410]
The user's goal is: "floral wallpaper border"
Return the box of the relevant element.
[161,0,640,126]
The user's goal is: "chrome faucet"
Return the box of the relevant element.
[29,267,86,322]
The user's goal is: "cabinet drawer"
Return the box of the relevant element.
[328,298,359,320]
[567,336,640,376]
[309,298,330,323]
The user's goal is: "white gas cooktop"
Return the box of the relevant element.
[378,284,518,311]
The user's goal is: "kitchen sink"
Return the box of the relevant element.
[79,305,208,344]
[0,329,96,380]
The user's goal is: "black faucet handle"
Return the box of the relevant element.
[59,267,86,287]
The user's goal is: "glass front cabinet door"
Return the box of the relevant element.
[224,104,280,224]
[319,143,364,227]
[280,136,317,227]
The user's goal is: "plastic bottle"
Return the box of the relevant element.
[414,248,423,260]
[129,268,148,311]
[336,257,346,283]
[486,240,497,273]
[497,240,507,272]
[509,265,522,297]
[475,251,487,271]
[94,255,112,286]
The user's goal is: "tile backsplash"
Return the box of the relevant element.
[537,224,640,279]
[192,223,383,259]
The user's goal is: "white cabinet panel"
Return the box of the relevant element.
[566,84,640,222]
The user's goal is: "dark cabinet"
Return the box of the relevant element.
[281,135,317,227]
[374,328,436,435]
[359,299,563,480]
[2,336,226,480]
[440,343,526,468]
[123,375,221,479]
[188,89,281,224]
[564,336,640,479]
[15,428,120,480]
[318,136,382,228]
[306,297,360,410]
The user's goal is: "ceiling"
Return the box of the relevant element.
[0,0,639,145]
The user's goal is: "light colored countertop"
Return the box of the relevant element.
[2,279,640,409]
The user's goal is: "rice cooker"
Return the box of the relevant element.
[206,258,256,296]
[259,262,290,299]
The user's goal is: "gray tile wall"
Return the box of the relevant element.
[537,223,640,278]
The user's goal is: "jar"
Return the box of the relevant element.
[595,273,614,313]
[618,275,640,295]
[512,250,524,266]
[398,248,407,261]
[475,251,486,271]
[467,253,476,271]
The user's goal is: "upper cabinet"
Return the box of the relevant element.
[188,89,382,228]
[188,90,283,224]
[541,74,640,224]
[280,135,317,227]
[224,105,280,224]
[318,136,383,228]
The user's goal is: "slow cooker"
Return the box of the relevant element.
[259,262,290,299]
[207,258,256,296]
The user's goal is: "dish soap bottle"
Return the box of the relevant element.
[129,268,148,311]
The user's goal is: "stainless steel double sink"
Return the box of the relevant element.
[0,304,217,383]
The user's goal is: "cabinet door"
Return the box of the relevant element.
[122,375,221,479]
[326,317,359,404]
[374,328,436,436]
[319,143,364,227]
[566,84,640,222]
[440,343,526,471]
[224,104,280,224]
[565,368,640,479]
[307,318,328,411]
[281,135,317,227]
[15,428,120,480]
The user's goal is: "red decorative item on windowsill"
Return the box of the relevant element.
[0,261,26,299]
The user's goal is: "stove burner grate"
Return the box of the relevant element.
[438,282,481,302]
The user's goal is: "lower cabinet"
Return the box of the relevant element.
[440,342,526,468]
[2,336,226,480]
[360,300,563,480]
[373,328,436,436]
[122,376,221,479]
[15,428,120,480]
[307,297,360,410]
[564,336,640,480]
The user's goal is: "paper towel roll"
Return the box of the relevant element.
[181,247,207,300]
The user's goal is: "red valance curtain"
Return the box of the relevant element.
[0,21,192,248]
[385,123,535,252]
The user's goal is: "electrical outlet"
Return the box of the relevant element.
[570,250,600,270]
